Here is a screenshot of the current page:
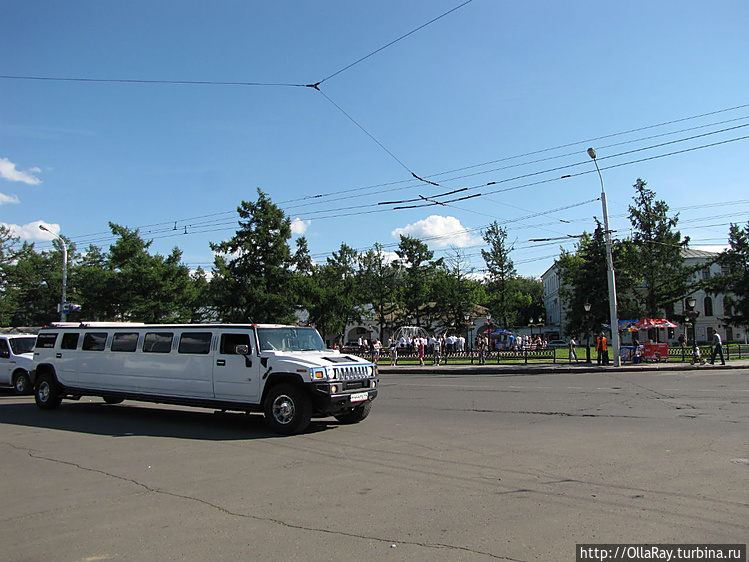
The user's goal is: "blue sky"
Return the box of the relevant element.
[2,0,748,278]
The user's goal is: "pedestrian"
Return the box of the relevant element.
[389,339,398,366]
[433,336,442,366]
[710,330,726,365]
[477,336,485,365]
[418,338,425,366]
[569,336,578,362]
[596,332,608,365]
[373,339,382,364]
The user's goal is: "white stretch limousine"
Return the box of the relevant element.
[32,322,378,434]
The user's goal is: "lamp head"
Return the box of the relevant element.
[587,147,597,160]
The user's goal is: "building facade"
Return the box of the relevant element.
[542,249,743,344]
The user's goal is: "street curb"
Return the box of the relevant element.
[376,361,749,376]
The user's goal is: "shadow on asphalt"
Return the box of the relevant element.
[0,391,340,440]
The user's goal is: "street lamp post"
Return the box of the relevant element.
[463,313,471,353]
[686,296,698,361]
[39,224,68,322]
[587,148,621,367]
[584,302,592,363]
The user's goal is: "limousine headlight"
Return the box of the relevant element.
[311,367,328,380]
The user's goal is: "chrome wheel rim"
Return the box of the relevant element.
[271,395,295,425]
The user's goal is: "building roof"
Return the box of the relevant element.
[681,248,720,259]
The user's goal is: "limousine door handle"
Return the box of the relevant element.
[216,359,226,366]
[56,353,62,359]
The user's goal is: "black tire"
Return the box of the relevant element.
[334,401,372,424]
[12,370,32,395]
[263,383,312,435]
[103,396,124,405]
[35,373,62,410]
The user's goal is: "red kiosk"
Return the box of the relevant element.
[631,318,677,362]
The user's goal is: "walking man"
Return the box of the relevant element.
[710,330,726,365]
[569,336,578,363]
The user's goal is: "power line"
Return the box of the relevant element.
[318,0,475,85]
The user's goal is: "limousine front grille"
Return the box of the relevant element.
[333,365,370,380]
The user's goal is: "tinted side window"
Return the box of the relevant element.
[61,333,80,350]
[36,333,58,349]
[0,339,9,358]
[82,333,108,351]
[178,332,212,354]
[220,333,252,355]
[143,333,174,353]
[112,332,139,352]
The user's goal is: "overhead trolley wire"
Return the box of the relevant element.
[316,0,475,86]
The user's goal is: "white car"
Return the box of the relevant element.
[0,334,37,394]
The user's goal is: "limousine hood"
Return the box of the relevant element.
[262,350,374,374]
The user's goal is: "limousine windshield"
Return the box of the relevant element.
[257,327,326,352]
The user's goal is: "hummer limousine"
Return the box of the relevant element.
[32,322,378,434]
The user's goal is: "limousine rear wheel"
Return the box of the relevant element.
[35,374,62,410]
[264,384,312,435]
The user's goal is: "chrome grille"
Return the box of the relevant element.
[335,365,369,380]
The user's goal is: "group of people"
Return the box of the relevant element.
[498,333,547,351]
[565,333,610,364]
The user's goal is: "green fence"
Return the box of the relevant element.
[351,343,749,365]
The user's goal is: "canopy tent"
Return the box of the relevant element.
[604,318,677,331]
[632,318,678,329]
[487,328,513,336]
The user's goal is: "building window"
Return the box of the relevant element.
[704,297,713,317]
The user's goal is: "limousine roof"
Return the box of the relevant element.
[43,322,306,330]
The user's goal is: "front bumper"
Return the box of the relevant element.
[310,381,378,415]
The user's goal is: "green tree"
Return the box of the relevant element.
[626,179,690,318]
[0,225,36,325]
[481,222,515,328]
[395,235,441,326]
[508,276,545,328]
[358,243,400,341]
[4,245,63,326]
[209,189,296,323]
[431,246,479,332]
[558,222,639,339]
[708,221,749,329]
[304,243,363,345]
[96,223,195,322]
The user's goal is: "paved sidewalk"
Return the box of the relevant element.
[377,358,749,375]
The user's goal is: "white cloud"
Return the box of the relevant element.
[0,193,20,205]
[2,220,61,241]
[0,157,42,185]
[391,215,480,248]
[291,217,311,235]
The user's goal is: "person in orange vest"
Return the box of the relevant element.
[596,332,609,365]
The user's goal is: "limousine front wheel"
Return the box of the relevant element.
[35,374,62,410]
[264,384,312,435]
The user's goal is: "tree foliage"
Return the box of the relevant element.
[708,221,749,328]
[209,189,295,324]
[481,222,515,328]
[626,179,690,317]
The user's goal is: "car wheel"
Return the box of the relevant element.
[264,384,312,435]
[13,370,32,395]
[334,401,372,424]
[103,396,124,404]
[35,374,62,410]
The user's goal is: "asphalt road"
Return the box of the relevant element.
[1,367,748,561]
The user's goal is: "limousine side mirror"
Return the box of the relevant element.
[234,344,252,368]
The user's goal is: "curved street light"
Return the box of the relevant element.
[39,224,68,322]
[587,148,621,367]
